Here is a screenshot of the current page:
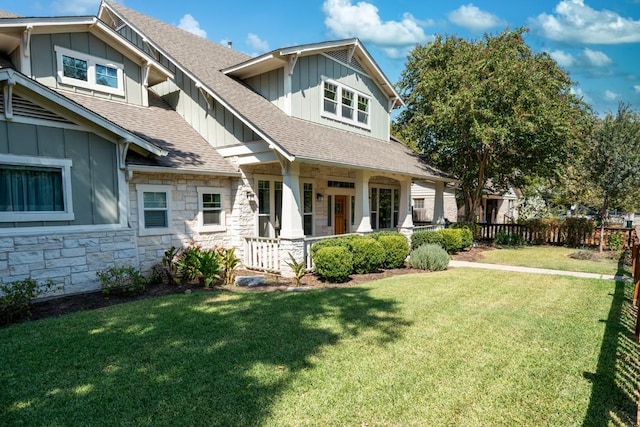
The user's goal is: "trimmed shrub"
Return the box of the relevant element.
[438,228,464,253]
[310,235,356,259]
[561,217,595,247]
[314,246,353,283]
[410,244,450,271]
[456,227,474,249]
[411,230,445,250]
[350,237,385,274]
[377,235,410,269]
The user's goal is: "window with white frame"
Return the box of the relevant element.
[257,179,283,238]
[0,154,74,222]
[197,187,225,232]
[322,79,370,128]
[413,198,425,209]
[303,182,313,236]
[136,184,172,235]
[55,46,125,96]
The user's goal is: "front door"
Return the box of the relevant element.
[334,195,347,235]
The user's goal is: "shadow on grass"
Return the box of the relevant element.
[0,286,408,426]
[582,254,639,426]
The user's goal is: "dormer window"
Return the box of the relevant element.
[55,46,125,96]
[321,79,370,128]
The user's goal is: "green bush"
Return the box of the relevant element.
[455,226,474,249]
[350,237,385,274]
[451,222,480,240]
[561,217,595,247]
[0,278,57,324]
[438,229,464,253]
[494,231,525,247]
[411,230,445,250]
[607,231,625,251]
[314,246,353,283]
[97,266,148,296]
[377,235,410,269]
[197,249,221,287]
[310,236,356,259]
[410,244,450,271]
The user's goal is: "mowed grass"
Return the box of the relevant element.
[476,245,629,276]
[0,270,637,426]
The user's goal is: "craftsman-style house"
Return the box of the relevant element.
[0,1,451,295]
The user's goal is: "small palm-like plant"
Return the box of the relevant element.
[285,253,307,287]
[219,247,240,286]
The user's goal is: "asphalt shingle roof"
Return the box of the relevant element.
[60,90,239,175]
[102,0,449,180]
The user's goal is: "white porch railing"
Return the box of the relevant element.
[413,224,445,232]
[244,236,280,272]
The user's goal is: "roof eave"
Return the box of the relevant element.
[127,164,240,177]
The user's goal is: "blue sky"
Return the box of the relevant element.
[2,0,640,116]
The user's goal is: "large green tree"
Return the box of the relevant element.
[585,103,640,251]
[394,28,591,222]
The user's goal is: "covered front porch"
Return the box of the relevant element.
[238,159,449,276]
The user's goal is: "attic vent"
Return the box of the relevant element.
[326,49,366,74]
[12,94,74,125]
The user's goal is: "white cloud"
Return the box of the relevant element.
[570,87,592,104]
[580,48,612,67]
[322,0,430,47]
[178,14,207,38]
[50,0,100,15]
[246,33,269,53]
[604,90,619,100]
[448,4,507,32]
[635,85,640,93]
[530,0,640,44]
[548,49,575,68]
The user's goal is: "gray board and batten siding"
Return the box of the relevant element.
[30,32,146,106]
[0,120,120,228]
[117,25,260,147]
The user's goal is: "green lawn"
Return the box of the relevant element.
[476,245,629,276]
[1,270,637,426]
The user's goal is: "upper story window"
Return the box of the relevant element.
[322,79,370,128]
[55,46,125,96]
[0,154,74,222]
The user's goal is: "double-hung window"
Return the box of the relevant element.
[0,154,74,222]
[197,187,225,232]
[136,184,172,235]
[322,79,371,128]
[370,186,400,230]
[55,46,125,96]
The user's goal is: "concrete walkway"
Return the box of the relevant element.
[448,260,632,282]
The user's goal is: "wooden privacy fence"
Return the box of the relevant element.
[477,223,637,248]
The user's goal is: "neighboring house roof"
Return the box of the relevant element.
[99,0,450,181]
[60,91,239,176]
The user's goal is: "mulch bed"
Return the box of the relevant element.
[11,246,493,326]
[20,268,425,324]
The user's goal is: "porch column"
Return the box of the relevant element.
[433,180,445,224]
[280,160,305,239]
[354,170,372,233]
[398,177,414,232]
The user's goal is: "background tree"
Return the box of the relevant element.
[584,103,640,252]
[393,28,591,222]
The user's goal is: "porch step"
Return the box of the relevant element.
[235,275,266,287]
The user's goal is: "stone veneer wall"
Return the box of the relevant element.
[129,172,256,275]
[0,229,138,296]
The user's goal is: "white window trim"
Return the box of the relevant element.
[55,45,125,97]
[370,184,400,230]
[320,78,371,130]
[0,154,74,222]
[254,175,282,238]
[301,180,314,236]
[136,184,172,236]
[197,186,226,233]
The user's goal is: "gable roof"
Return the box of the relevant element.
[0,66,167,157]
[61,91,239,175]
[99,1,451,181]
[222,38,402,107]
